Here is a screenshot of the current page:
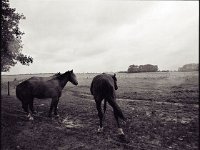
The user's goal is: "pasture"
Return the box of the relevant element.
[1,72,199,150]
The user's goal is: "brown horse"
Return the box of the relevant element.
[90,73,125,135]
[16,70,78,120]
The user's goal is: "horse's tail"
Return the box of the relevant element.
[90,81,94,95]
[103,99,107,113]
[110,99,125,120]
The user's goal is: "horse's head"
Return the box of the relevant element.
[112,73,118,90]
[68,70,78,85]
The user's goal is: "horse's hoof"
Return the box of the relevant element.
[97,127,103,133]
[117,128,124,135]
[27,113,34,120]
[122,120,126,125]
[29,116,34,121]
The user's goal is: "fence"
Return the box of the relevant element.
[2,80,23,96]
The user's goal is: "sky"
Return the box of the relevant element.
[3,0,199,74]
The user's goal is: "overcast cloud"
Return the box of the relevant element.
[3,0,199,74]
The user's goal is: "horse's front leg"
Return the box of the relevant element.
[48,97,57,117]
[54,98,60,117]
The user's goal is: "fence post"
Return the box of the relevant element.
[8,81,10,96]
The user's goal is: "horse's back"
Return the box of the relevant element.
[16,77,60,100]
[91,74,115,98]
[26,77,58,86]
[27,77,60,98]
[28,76,52,82]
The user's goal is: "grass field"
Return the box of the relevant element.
[1,71,199,150]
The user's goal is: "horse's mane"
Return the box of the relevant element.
[55,71,71,80]
[52,72,61,77]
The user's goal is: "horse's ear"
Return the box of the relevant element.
[70,70,73,73]
[114,73,116,77]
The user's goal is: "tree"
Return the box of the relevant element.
[1,0,33,72]
[178,63,199,72]
[140,64,158,72]
[128,64,139,73]
[127,64,158,73]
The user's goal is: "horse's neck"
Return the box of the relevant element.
[59,76,69,89]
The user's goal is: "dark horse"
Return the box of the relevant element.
[90,73,125,135]
[16,70,78,120]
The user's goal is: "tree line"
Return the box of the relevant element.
[127,64,158,73]
[118,63,199,73]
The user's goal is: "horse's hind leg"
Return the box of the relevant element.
[107,98,124,135]
[22,102,29,113]
[22,101,33,120]
[103,99,107,114]
[29,98,36,114]
[27,98,34,120]
[95,97,103,133]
